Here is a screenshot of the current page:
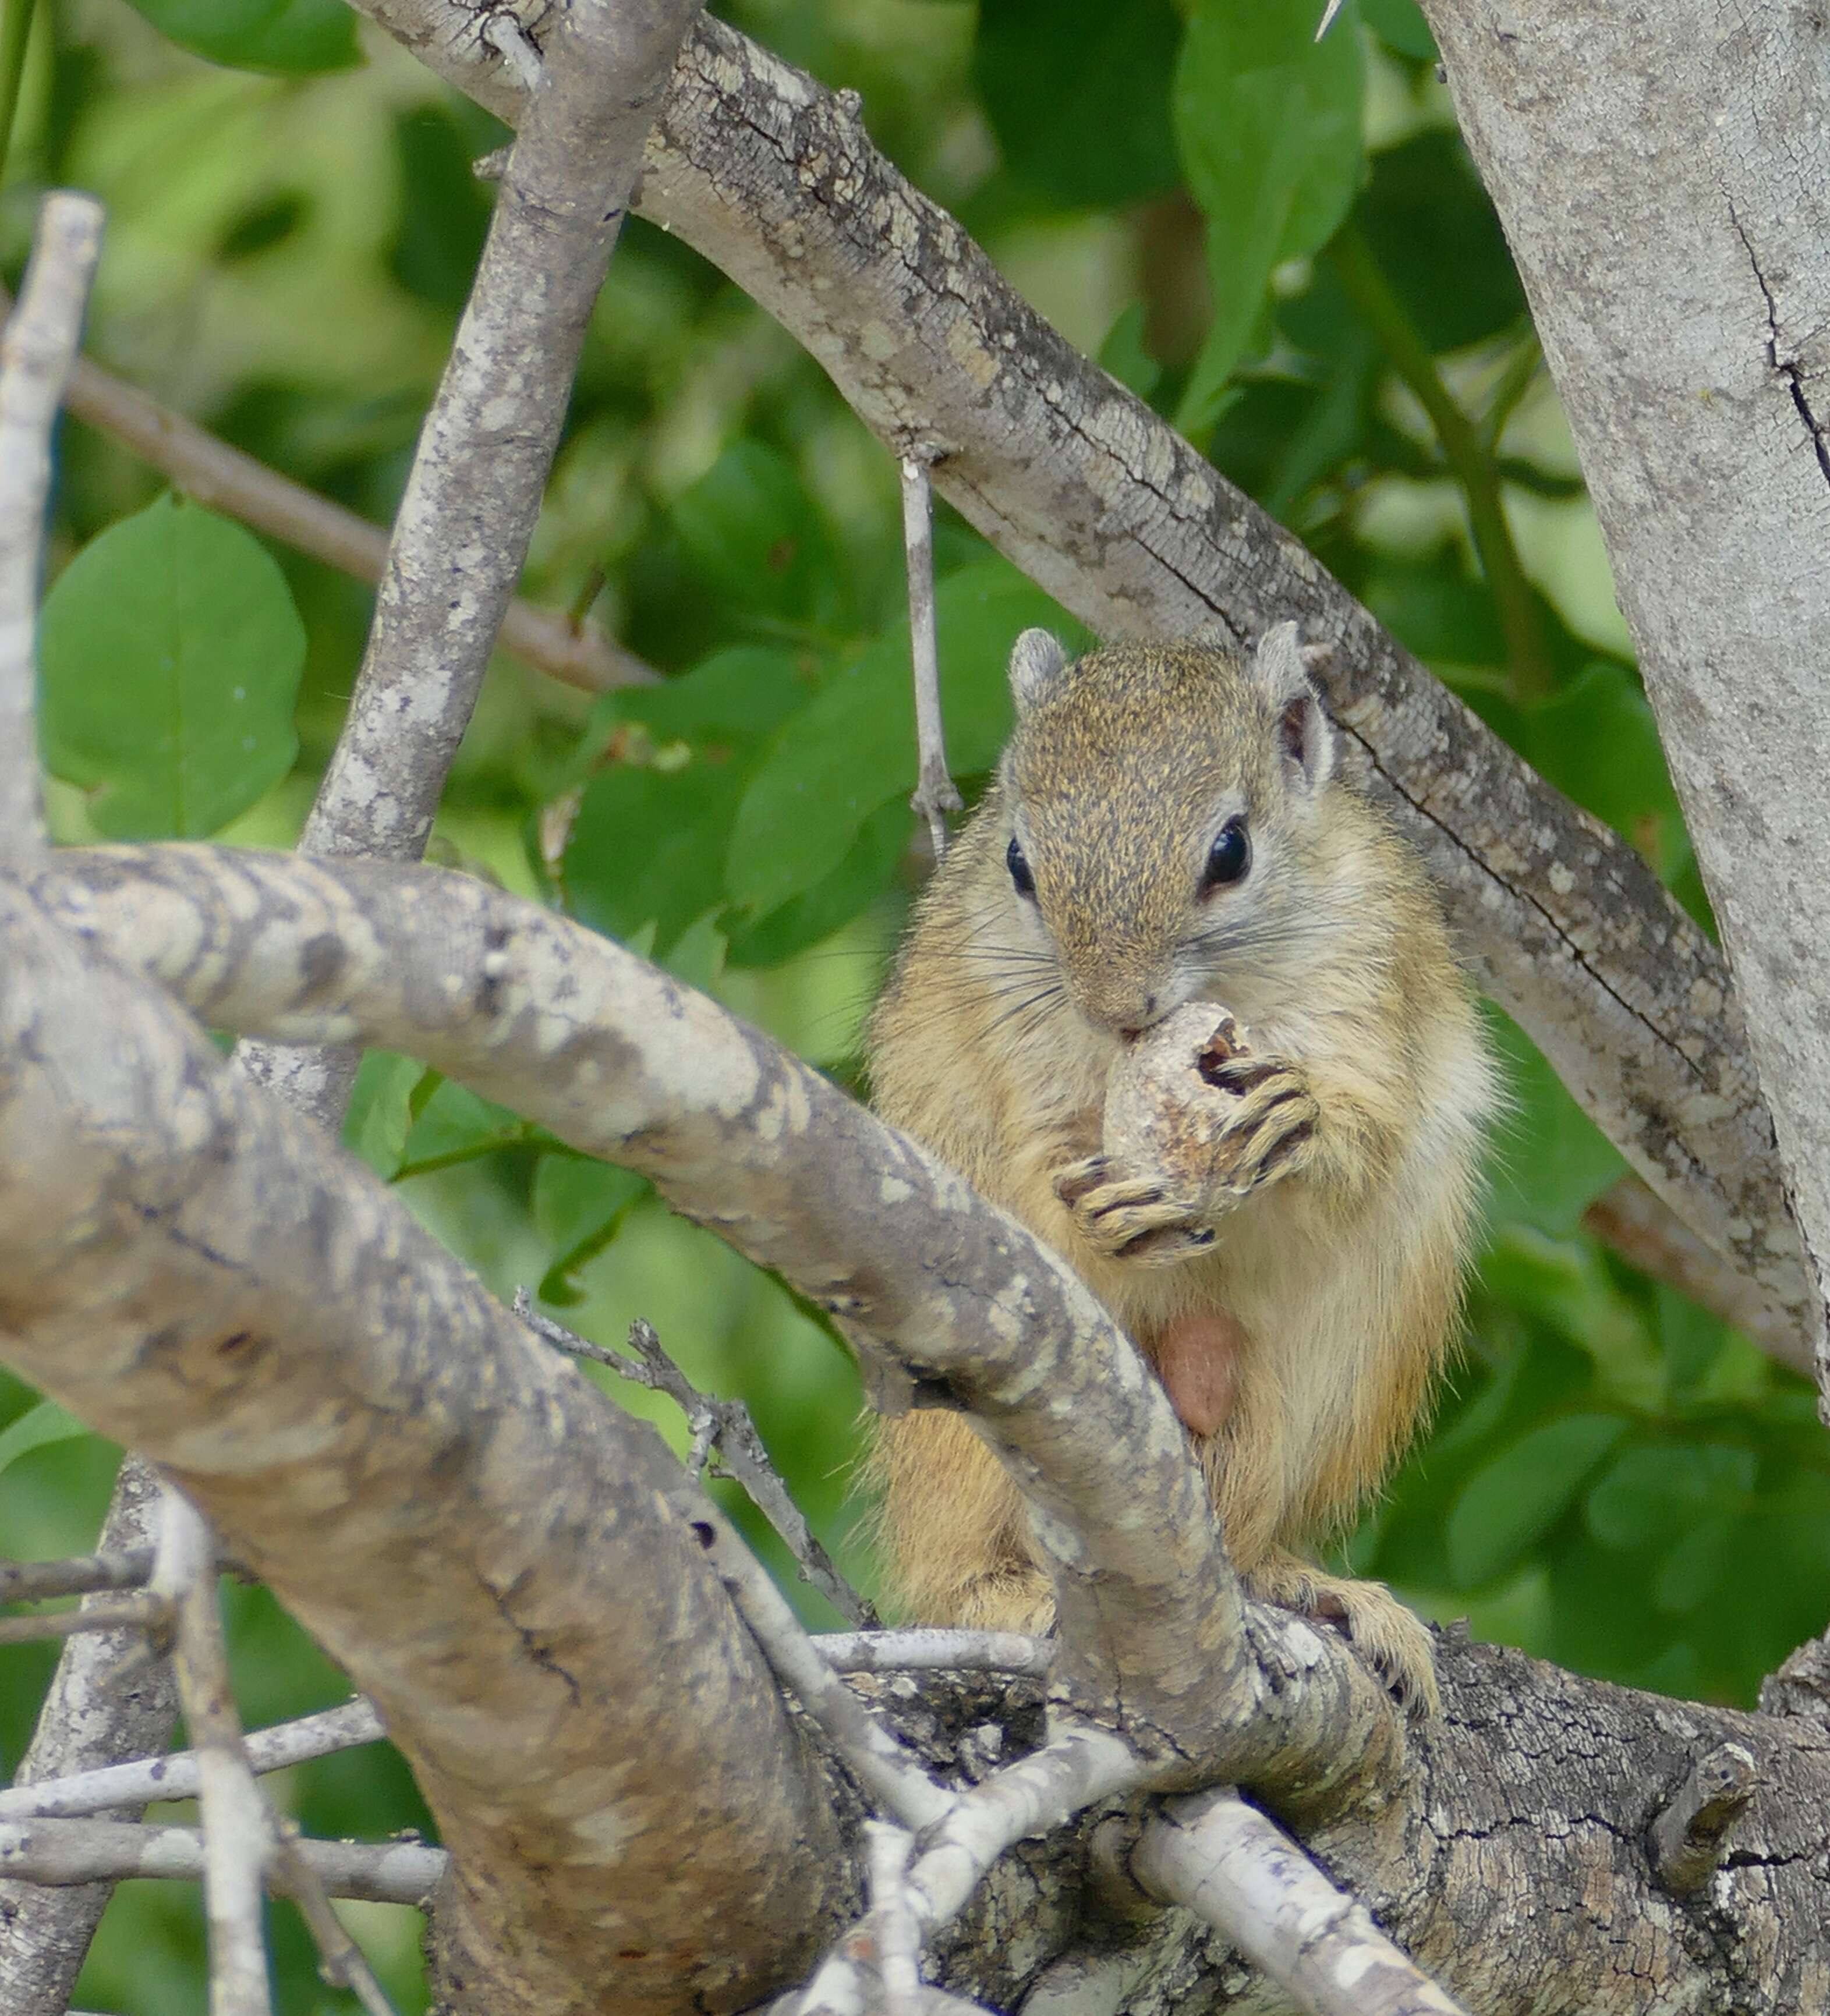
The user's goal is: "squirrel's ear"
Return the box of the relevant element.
[1251,621,1337,795]
[1008,629,1068,713]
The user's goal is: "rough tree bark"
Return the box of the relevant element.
[1418,0,1830,1394]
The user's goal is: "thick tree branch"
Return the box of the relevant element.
[12,849,1830,2005]
[40,842,1405,1801]
[0,880,844,2016]
[0,279,652,696]
[1419,0,1830,1390]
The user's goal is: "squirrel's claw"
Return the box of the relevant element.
[1054,1158,1213,1264]
[1202,1060,1320,1199]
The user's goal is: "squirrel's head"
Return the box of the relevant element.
[991,625,1340,1039]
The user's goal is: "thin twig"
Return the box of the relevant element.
[693,1511,951,1831]
[0,283,652,697]
[791,1726,1146,2016]
[0,1592,172,1647]
[0,1548,156,1605]
[906,1724,1146,1930]
[519,1298,876,1625]
[0,1456,179,2016]
[900,456,959,859]
[0,1819,443,1904]
[156,1492,272,2016]
[0,1699,386,1822]
[268,1817,400,2016]
[814,1630,1052,1677]
[0,192,102,861]
[1132,1788,1468,2016]
[867,1823,923,2016]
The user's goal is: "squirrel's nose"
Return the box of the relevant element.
[1118,995,1161,1043]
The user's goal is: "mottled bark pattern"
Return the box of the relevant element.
[0,883,840,2016]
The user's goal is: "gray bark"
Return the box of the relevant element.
[0,878,842,2015]
[1418,0,1830,1390]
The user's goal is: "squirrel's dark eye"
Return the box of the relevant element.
[1202,817,1251,891]
[1007,835,1036,899]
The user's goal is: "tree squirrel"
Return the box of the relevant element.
[865,625,1496,1711]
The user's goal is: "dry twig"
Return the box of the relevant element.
[155,1493,272,2016]
[0,193,101,859]
[694,1511,951,1831]
[1132,1788,1467,2016]
[900,455,958,859]
[0,1699,386,1822]
[0,1593,172,1648]
[0,286,653,696]
[519,1299,875,1624]
[0,1549,155,1605]
[0,1819,443,1905]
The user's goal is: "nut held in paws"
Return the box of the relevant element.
[1104,1003,1251,1198]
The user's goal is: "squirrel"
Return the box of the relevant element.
[864,623,1497,1712]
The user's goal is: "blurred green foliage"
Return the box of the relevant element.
[1,0,1820,2007]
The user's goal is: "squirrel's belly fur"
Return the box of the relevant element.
[862,734,1495,1709]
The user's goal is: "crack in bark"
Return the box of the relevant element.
[1731,203,1830,488]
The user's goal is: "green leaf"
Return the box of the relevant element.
[1096,305,1164,405]
[533,1156,650,1306]
[1481,1004,1626,1235]
[0,1400,90,1479]
[344,1051,426,1182]
[975,0,1183,208]
[1584,1441,1757,1553]
[1447,1412,1627,1588]
[567,761,745,956]
[1355,130,1522,352]
[396,1080,528,1177]
[566,647,820,957]
[724,796,912,969]
[388,104,497,312]
[1173,0,1365,433]
[728,561,1089,918]
[1361,0,1437,60]
[604,646,812,747]
[671,443,840,630]
[39,495,305,839]
[119,0,357,73]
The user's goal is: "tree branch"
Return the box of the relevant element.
[0,1821,444,1906]
[0,281,653,696]
[0,193,100,862]
[0,877,844,2015]
[1132,1790,1467,2016]
[1419,0,1830,1394]
[40,841,1406,1802]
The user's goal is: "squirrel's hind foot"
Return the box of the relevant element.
[1245,1552,1440,1717]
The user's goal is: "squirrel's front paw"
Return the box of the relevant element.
[1198,1054,1320,1202]
[1053,1155,1216,1266]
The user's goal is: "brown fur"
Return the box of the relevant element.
[863,636,1496,1710]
